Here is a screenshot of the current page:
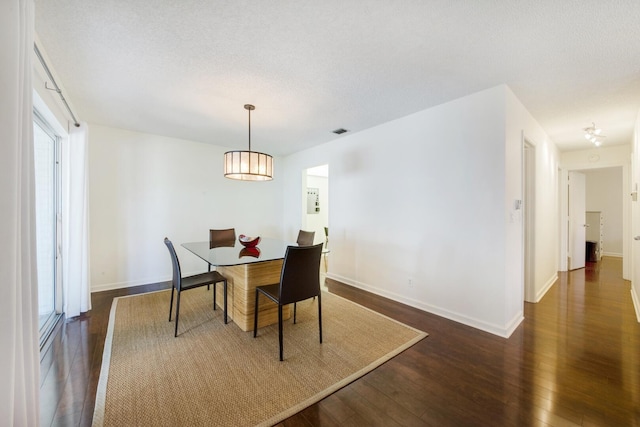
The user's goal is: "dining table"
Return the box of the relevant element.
[181,237,294,332]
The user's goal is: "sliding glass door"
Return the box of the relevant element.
[33,112,62,346]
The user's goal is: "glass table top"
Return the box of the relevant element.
[182,238,294,267]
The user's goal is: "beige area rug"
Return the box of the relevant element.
[93,287,428,427]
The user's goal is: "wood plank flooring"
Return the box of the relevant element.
[40,257,640,426]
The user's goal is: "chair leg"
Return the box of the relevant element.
[223,280,228,324]
[318,293,323,343]
[169,286,175,321]
[174,290,181,337]
[212,282,217,310]
[278,305,284,361]
[207,264,211,290]
[253,290,260,337]
[293,302,297,324]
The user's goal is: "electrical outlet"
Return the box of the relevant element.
[407,278,413,287]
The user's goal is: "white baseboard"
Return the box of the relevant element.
[602,252,623,258]
[326,272,523,338]
[503,311,525,337]
[533,273,558,303]
[91,275,173,292]
[90,268,214,293]
[631,286,640,323]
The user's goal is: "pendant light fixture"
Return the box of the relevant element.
[224,104,274,181]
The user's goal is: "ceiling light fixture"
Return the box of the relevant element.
[583,122,606,147]
[224,104,273,181]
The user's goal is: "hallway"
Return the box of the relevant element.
[518,257,639,425]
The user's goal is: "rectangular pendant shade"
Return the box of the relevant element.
[224,150,273,181]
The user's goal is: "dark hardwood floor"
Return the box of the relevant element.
[40,257,640,426]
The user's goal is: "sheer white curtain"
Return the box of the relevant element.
[0,0,40,425]
[63,122,92,317]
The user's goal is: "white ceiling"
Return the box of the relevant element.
[35,1,640,156]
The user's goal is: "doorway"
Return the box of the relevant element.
[524,141,535,302]
[561,164,628,278]
[302,164,329,250]
[33,110,63,347]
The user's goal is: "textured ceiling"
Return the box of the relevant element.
[35,0,640,155]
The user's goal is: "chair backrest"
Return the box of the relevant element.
[210,228,236,248]
[278,243,323,304]
[296,230,315,246]
[164,238,182,290]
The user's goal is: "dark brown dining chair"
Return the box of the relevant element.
[207,228,236,289]
[296,229,315,246]
[253,243,324,361]
[164,238,228,337]
[209,228,236,248]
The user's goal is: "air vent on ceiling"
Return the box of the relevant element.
[332,128,348,135]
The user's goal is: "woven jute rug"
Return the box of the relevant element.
[93,288,427,427]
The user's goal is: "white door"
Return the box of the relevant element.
[568,171,586,270]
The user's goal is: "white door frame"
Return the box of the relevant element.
[523,140,536,302]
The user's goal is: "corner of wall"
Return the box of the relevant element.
[503,311,525,338]
[533,272,558,303]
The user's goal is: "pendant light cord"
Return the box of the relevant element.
[244,104,255,151]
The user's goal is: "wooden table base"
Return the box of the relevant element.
[215,259,290,331]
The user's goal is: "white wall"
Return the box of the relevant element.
[505,89,561,304]
[282,85,560,337]
[88,125,284,291]
[585,168,623,256]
